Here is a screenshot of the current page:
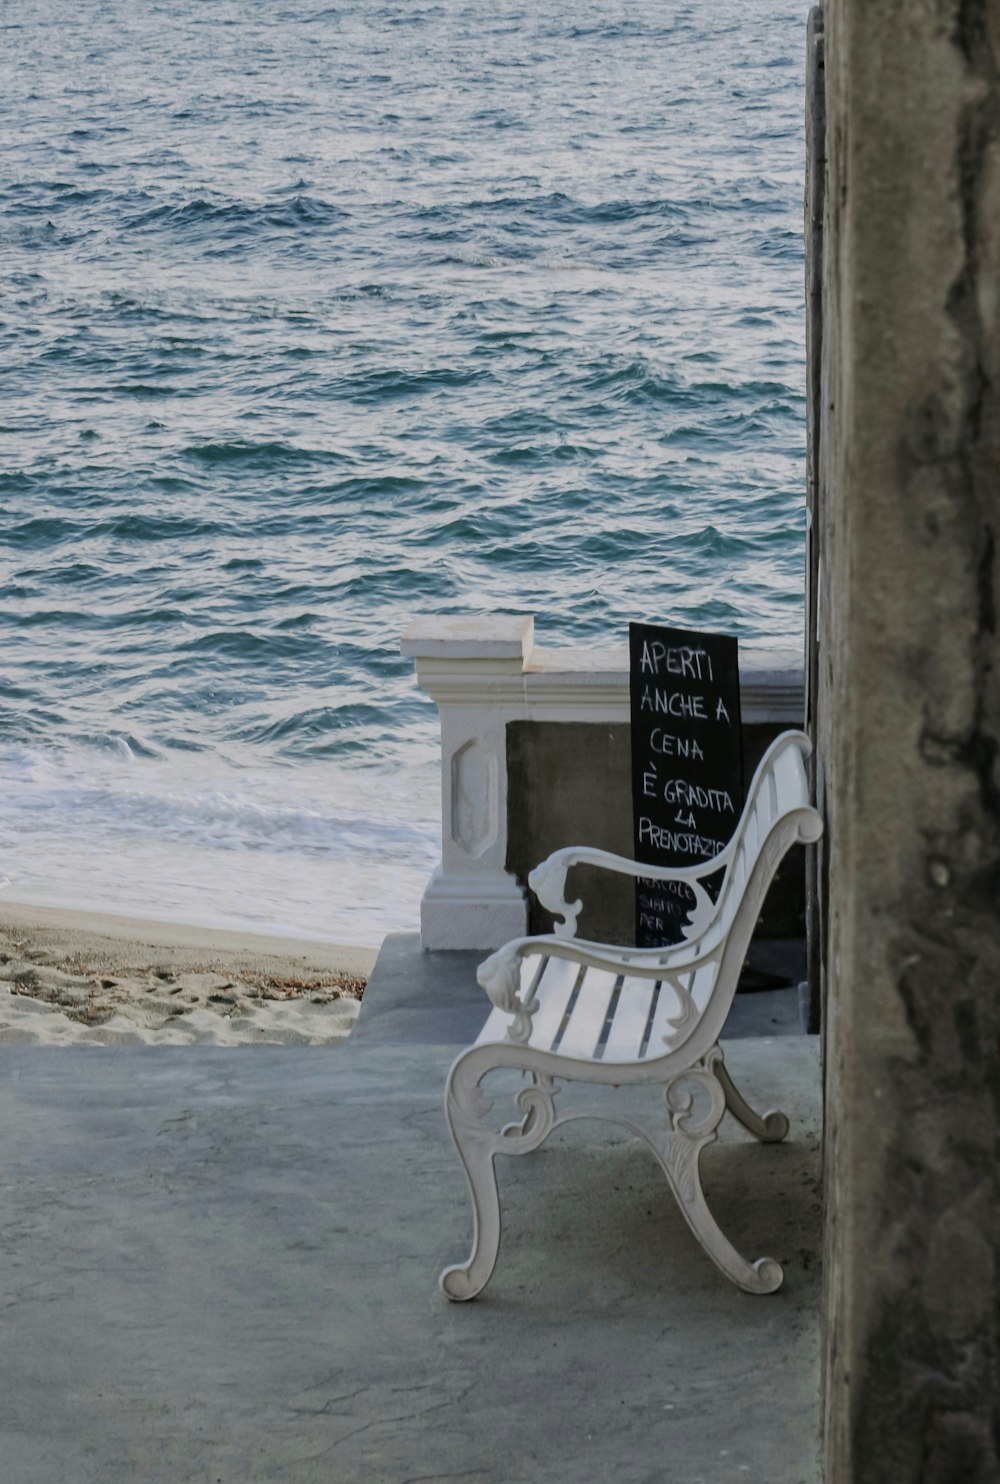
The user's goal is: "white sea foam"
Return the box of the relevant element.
[0,743,439,944]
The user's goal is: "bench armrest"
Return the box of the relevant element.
[476,932,723,1041]
[528,842,734,942]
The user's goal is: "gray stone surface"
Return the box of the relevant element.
[350,933,485,1045]
[815,2,1000,1479]
[0,1033,821,1483]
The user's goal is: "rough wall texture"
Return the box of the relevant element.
[805,5,827,1035]
[818,1,1000,1479]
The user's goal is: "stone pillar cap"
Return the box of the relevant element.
[400,615,534,661]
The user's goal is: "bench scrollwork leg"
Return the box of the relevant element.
[714,1046,789,1143]
[439,1054,556,1302]
[647,1051,784,1295]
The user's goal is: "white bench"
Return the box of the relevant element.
[439,729,822,1301]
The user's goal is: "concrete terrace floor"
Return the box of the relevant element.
[0,934,822,1484]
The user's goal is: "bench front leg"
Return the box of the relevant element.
[440,1050,557,1301]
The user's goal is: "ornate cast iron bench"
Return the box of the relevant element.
[440,730,822,1301]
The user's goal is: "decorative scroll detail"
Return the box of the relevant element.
[664,1050,727,1142]
[663,1132,701,1205]
[502,1074,559,1148]
[458,1077,493,1125]
[448,1059,557,1152]
[527,857,581,939]
[505,997,538,1045]
[476,944,540,1044]
[678,878,718,941]
[658,969,703,1047]
[796,808,823,845]
[477,944,522,1011]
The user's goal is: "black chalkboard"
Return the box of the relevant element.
[629,622,743,948]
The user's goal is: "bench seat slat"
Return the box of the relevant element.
[644,974,689,1054]
[643,960,716,1055]
[690,961,717,1014]
[525,955,582,1051]
[556,968,619,1059]
[601,975,656,1063]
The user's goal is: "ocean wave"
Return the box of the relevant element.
[0,740,439,943]
[445,192,691,226]
[237,703,395,757]
[0,0,808,935]
[94,511,232,541]
[180,439,353,469]
[122,193,352,238]
[1,516,85,548]
[327,364,490,403]
[180,628,318,661]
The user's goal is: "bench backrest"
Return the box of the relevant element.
[651,730,820,1062]
[699,730,815,943]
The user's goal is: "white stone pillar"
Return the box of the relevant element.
[400,616,533,950]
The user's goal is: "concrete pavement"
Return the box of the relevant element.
[0,939,821,1484]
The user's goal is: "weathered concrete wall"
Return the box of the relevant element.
[506,719,804,942]
[817,1,1000,1479]
[804,5,826,1034]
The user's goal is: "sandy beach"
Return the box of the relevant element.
[0,902,376,1046]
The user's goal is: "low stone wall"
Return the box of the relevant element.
[403,615,805,950]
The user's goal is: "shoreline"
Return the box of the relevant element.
[0,901,379,1047]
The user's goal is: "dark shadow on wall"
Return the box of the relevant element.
[505,719,806,951]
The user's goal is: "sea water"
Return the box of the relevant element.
[0,0,808,943]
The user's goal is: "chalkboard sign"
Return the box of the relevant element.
[629,622,743,948]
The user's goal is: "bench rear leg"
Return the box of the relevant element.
[644,1054,784,1294]
[715,1048,789,1143]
